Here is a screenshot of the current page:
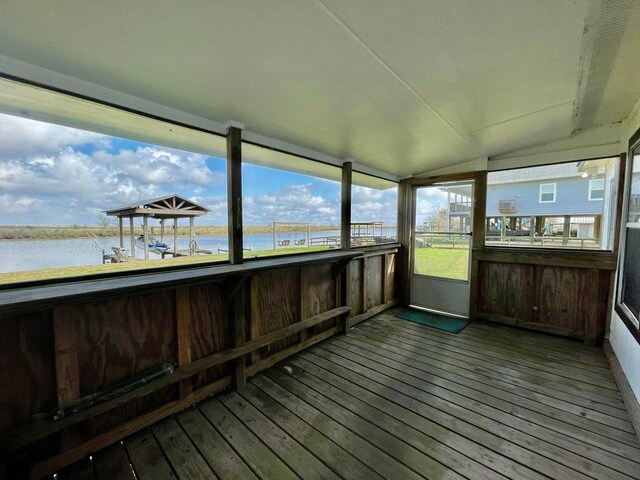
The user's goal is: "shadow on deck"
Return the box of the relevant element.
[57,309,640,480]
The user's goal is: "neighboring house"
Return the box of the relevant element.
[484,159,617,248]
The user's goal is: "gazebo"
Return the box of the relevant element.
[104,194,209,259]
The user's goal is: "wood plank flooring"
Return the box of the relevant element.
[57,309,640,480]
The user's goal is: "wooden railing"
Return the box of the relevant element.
[472,248,616,344]
[0,246,398,479]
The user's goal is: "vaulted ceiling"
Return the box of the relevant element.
[0,1,639,178]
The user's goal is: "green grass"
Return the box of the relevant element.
[414,246,469,280]
[0,225,343,240]
[0,246,334,285]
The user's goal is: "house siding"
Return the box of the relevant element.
[486,177,604,217]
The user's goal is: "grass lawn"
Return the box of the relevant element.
[414,246,469,280]
[0,246,332,285]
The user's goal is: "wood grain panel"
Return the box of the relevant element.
[348,259,363,316]
[537,266,597,337]
[70,291,178,441]
[478,261,534,321]
[257,268,300,354]
[188,283,230,388]
[365,256,383,311]
[384,254,396,303]
[303,264,336,335]
[0,312,56,432]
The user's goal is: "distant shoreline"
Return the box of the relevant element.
[0,224,390,240]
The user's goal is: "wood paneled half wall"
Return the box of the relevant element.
[0,246,398,479]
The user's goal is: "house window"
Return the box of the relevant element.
[485,158,619,250]
[589,178,605,200]
[617,145,640,332]
[539,183,556,203]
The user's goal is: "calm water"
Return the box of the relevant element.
[0,228,396,274]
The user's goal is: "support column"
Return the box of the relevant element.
[129,216,136,259]
[341,160,352,250]
[530,216,535,243]
[227,126,243,264]
[469,170,487,322]
[173,217,178,255]
[143,215,149,260]
[160,219,165,242]
[189,217,194,255]
[118,217,124,248]
[398,179,412,307]
[563,215,571,245]
[272,223,276,251]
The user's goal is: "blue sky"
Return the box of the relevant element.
[0,112,397,227]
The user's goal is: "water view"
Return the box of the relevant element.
[0,228,398,275]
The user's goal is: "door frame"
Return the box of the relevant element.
[398,171,487,319]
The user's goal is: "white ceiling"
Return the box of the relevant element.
[0,0,638,178]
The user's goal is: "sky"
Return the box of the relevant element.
[0,112,398,227]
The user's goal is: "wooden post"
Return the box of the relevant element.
[173,217,178,255]
[189,217,194,255]
[307,225,310,248]
[53,307,80,451]
[160,219,165,243]
[300,268,309,342]
[341,161,352,250]
[530,216,535,243]
[143,215,149,260]
[227,126,243,264]
[250,276,261,365]
[584,269,600,345]
[129,216,136,259]
[469,171,487,321]
[175,287,193,399]
[272,223,276,251]
[118,217,124,249]
[54,307,79,408]
[233,282,247,390]
[397,179,413,307]
[563,215,571,245]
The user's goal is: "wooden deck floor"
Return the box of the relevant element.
[58,309,640,480]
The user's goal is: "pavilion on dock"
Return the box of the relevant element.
[104,194,209,260]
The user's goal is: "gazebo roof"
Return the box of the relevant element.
[104,194,209,218]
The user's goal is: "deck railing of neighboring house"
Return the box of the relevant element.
[485,235,600,249]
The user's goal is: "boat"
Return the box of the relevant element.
[136,234,170,251]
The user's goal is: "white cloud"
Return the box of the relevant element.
[244,183,340,226]
[0,112,108,160]
[351,185,398,225]
[0,114,227,225]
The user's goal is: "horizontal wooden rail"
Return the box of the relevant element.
[348,299,398,328]
[2,306,350,452]
[0,251,362,315]
[27,324,342,480]
[473,248,616,270]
